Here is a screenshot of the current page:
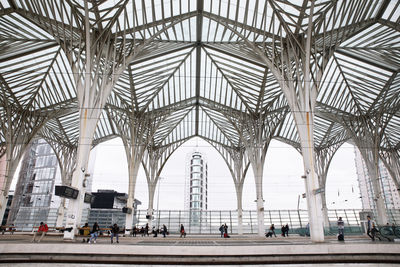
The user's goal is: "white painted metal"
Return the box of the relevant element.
[1,0,400,242]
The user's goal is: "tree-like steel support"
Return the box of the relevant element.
[142,141,183,230]
[314,142,346,228]
[63,0,136,239]
[355,143,389,225]
[210,143,249,235]
[50,143,77,228]
[380,150,400,191]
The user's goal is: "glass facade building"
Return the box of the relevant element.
[354,148,400,218]
[6,139,92,230]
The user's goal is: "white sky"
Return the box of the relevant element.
[92,137,362,211]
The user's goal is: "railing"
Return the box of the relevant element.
[8,208,400,234]
[134,209,400,235]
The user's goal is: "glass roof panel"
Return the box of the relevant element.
[381,0,400,22]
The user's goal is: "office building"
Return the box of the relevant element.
[7,139,94,230]
[354,148,400,214]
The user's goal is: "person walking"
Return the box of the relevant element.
[162,224,168,238]
[269,224,276,237]
[337,217,344,241]
[32,222,48,243]
[366,215,374,241]
[88,222,100,244]
[111,223,120,243]
[180,224,186,238]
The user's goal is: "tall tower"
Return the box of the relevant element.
[185,151,208,225]
[354,148,400,214]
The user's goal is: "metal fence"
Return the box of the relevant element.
[135,209,400,235]
[9,208,400,234]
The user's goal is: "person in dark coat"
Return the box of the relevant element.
[180,224,186,238]
[285,224,290,237]
[219,225,224,237]
[162,224,168,238]
[269,224,276,237]
[111,223,120,243]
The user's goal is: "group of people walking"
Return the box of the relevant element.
[265,224,289,238]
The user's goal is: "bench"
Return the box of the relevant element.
[1,225,16,235]
[376,225,400,242]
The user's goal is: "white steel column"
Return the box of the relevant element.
[124,144,142,234]
[213,144,249,236]
[234,182,244,235]
[358,147,389,225]
[296,114,324,242]
[0,142,27,222]
[253,161,265,236]
[147,181,157,227]
[56,198,67,228]
[63,117,96,239]
[64,0,119,239]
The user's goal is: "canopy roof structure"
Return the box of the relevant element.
[0,0,399,155]
[1,0,400,241]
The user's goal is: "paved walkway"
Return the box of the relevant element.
[1,233,400,265]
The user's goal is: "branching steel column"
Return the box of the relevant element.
[211,143,250,235]
[356,143,389,225]
[63,0,131,239]
[275,0,324,242]
[380,151,400,191]
[50,144,77,228]
[314,143,344,227]
[142,143,181,229]
[238,116,269,237]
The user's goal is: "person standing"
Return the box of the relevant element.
[281,225,286,237]
[162,224,168,238]
[285,224,290,237]
[219,224,224,237]
[180,224,186,238]
[337,217,344,241]
[111,223,120,243]
[366,215,374,241]
[32,222,48,243]
[145,223,150,237]
[88,222,100,244]
[132,225,137,237]
[223,223,229,238]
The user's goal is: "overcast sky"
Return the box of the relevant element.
[91,137,362,211]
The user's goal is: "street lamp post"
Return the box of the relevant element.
[156,177,163,228]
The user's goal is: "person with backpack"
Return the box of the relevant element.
[219,224,224,237]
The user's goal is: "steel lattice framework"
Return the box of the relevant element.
[0,0,399,241]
